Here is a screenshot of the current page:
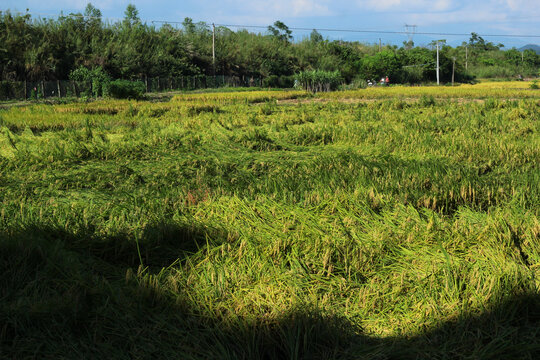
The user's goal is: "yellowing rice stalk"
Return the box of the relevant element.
[1,85,539,359]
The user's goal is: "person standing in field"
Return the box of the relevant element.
[385,76,390,86]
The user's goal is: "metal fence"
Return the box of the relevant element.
[0,76,263,101]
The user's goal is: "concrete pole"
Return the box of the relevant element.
[436,41,440,85]
[212,23,216,78]
[452,57,456,86]
[465,46,468,70]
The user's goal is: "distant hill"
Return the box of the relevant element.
[519,44,540,54]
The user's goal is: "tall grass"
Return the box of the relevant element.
[1,87,539,358]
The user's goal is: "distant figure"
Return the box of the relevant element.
[385,76,390,85]
[367,79,373,87]
[380,77,385,86]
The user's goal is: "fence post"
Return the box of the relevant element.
[57,80,61,98]
[41,80,45,98]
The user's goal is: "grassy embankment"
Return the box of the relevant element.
[1,84,539,358]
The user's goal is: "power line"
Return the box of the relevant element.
[5,11,540,38]
[156,21,540,38]
[214,24,540,38]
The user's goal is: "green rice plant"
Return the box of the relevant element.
[1,85,539,359]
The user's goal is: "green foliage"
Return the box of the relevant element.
[340,77,368,90]
[69,66,110,97]
[295,70,342,92]
[469,65,518,79]
[0,81,24,100]
[310,29,323,43]
[262,75,294,88]
[1,9,539,88]
[530,80,539,89]
[360,50,401,81]
[267,21,293,43]
[107,79,145,99]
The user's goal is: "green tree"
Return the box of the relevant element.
[268,21,293,43]
[310,29,323,43]
[123,4,140,28]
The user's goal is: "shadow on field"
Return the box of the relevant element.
[1,223,540,359]
[1,221,216,268]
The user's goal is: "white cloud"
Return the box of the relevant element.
[290,0,332,16]
[237,0,332,18]
[504,0,536,11]
[358,0,452,12]
[22,0,120,13]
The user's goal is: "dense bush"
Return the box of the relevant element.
[69,67,110,97]
[107,80,146,99]
[0,81,24,100]
[262,75,294,88]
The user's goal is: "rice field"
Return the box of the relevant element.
[321,81,539,100]
[1,83,539,359]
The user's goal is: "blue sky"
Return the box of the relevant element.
[2,0,539,47]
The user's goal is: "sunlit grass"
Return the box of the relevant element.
[1,86,539,358]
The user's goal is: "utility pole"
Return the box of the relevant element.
[436,41,440,85]
[212,23,216,79]
[452,57,456,86]
[465,45,468,70]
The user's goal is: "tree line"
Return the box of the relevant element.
[1,3,539,86]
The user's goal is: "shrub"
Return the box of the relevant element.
[530,80,539,90]
[69,66,110,97]
[340,77,367,90]
[295,70,342,92]
[262,75,294,88]
[0,81,24,100]
[107,80,146,99]
[263,75,279,88]
[278,75,294,88]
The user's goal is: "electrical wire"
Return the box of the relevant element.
[5,11,540,38]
